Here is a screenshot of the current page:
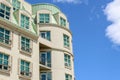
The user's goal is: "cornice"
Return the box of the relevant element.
[0,18,38,40]
[38,23,72,36]
[40,48,74,57]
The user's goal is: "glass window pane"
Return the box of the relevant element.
[1,4,5,9]
[0,27,4,32]
[0,59,2,64]
[41,73,47,80]
[47,72,51,80]
[0,53,3,58]
[4,60,8,65]
[0,4,10,20]
[21,14,29,29]
[6,7,10,11]
[21,60,24,65]
[4,55,8,60]
[25,62,29,67]
[40,14,49,23]
[21,65,24,71]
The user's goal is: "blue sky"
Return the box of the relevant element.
[26,0,120,80]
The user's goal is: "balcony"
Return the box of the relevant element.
[20,45,32,56]
[39,51,51,70]
[39,57,51,70]
[0,64,11,74]
[39,37,53,49]
[19,71,32,80]
[0,36,11,48]
[21,46,32,53]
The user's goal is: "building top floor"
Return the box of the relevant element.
[0,0,71,35]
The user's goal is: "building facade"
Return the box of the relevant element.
[0,0,74,80]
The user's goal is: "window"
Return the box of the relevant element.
[0,27,11,45]
[64,54,71,67]
[0,3,10,20]
[63,34,70,47]
[60,17,66,27]
[40,51,51,67]
[21,14,29,29]
[21,36,31,53]
[0,52,9,71]
[40,72,51,80]
[12,0,21,10]
[39,14,50,23]
[65,74,72,80]
[40,31,51,41]
[20,60,31,77]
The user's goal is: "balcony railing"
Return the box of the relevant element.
[21,45,32,53]
[0,64,10,71]
[0,36,11,45]
[20,71,32,77]
[39,57,51,68]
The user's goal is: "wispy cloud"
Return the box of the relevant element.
[53,0,81,4]
[104,0,120,46]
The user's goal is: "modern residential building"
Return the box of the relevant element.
[0,0,74,80]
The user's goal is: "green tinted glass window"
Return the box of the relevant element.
[63,34,70,47]
[0,3,10,20]
[41,72,52,80]
[65,74,72,80]
[40,31,51,41]
[12,0,21,10]
[60,17,66,27]
[40,51,51,67]
[0,27,10,44]
[20,60,30,76]
[0,52,9,70]
[21,14,29,29]
[39,14,50,23]
[64,54,71,67]
[21,36,31,52]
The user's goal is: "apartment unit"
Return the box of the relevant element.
[0,0,74,80]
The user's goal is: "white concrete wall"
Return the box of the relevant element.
[0,27,39,80]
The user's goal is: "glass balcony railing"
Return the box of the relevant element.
[39,57,51,67]
[40,72,52,80]
[39,51,51,68]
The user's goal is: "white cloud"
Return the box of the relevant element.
[104,0,120,45]
[53,0,81,4]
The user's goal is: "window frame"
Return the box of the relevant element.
[64,53,71,68]
[0,52,11,73]
[0,26,11,45]
[40,72,52,80]
[20,14,30,30]
[65,74,72,80]
[40,51,51,67]
[19,59,32,78]
[63,34,70,48]
[60,17,66,27]
[0,3,11,20]
[20,36,32,54]
[40,31,51,41]
[12,0,21,10]
[39,13,50,23]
